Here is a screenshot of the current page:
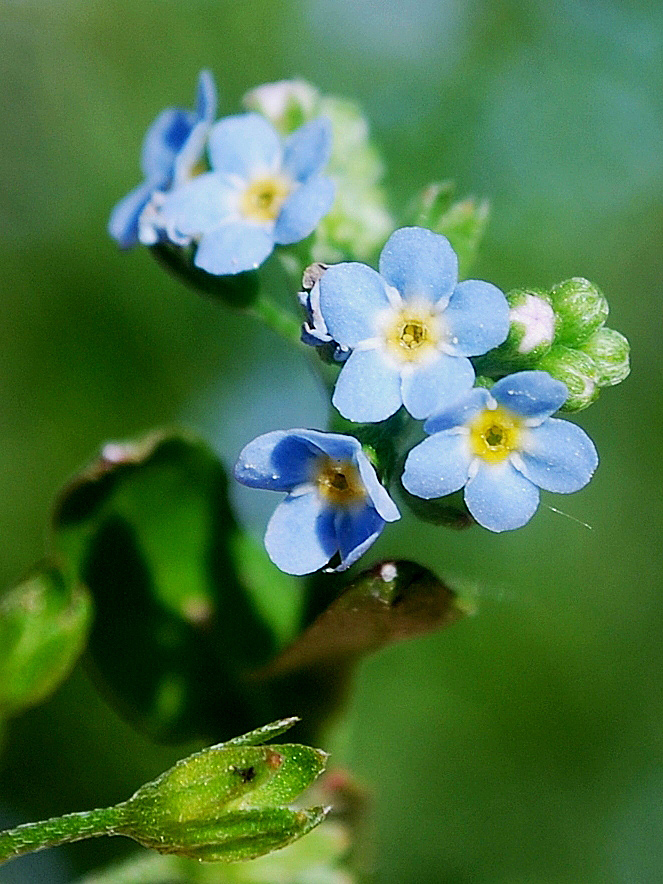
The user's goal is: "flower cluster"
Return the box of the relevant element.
[109,72,335,276]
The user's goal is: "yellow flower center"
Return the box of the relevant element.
[315,457,367,507]
[241,175,291,222]
[385,308,439,363]
[469,405,523,464]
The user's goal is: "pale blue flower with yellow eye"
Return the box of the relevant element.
[108,70,217,249]
[234,429,399,575]
[315,227,510,423]
[154,113,336,276]
[402,371,598,532]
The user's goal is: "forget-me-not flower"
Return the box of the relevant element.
[154,113,336,276]
[314,227,510,423]
[234,429,399,575]
[298,265,350,361]
[402,371,598,532]
[108,70,217,249]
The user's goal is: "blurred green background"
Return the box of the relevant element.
[1,0,662,881]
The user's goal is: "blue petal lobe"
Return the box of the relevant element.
[274,175,335,245]
[517,418,598,492]
[335,506,385,571]
[465,461,540,532]
[141,108,195,180]
[401,352,475,420]
[283,118,332,181]
[234,430,318,491]
[108,180,154,248]
[424,387,492,435]
[356,452,400,522]
[402,432,472,499]
[491,371,568,420]
[379,227,458,303]
[332,348,402,422]
[290,429,361,462]
[208,113,282,178]
[196,69,218,122]
[194,222,274,275]
[444,280,510,356]
[159,173,238,236]
[320,263,390,348]
[265,492,337,575]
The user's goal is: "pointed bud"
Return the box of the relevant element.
[579,326,630,387]
[550,277,608,346]
[538,345,599,412]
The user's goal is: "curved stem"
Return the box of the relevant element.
[249,293,303,346]
[0,805,122,864]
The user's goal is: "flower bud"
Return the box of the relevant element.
[117,720,328,863]
[243,79,320,134]
[538,345,599,412]
[579,326,630,387]
[550,277,608,347]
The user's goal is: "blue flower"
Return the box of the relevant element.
[314,227,510,422]
[108,70,217,249]
[298,266,350,361]
[153,113,336,276]
[402,371,598,532]
[234,429,400,575]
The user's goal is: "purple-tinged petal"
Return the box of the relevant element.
[194,222,274,275]
[274,175,335,245]
[335,506,386,571]
[444,280,510,356]
[282,118,332,181]
[108,180,155,249]
[516,418,598,492]
[424,387,492,435]
[265,491,337,575]
[355,452,400,522]
[320,263,391,348]
[208,113,282,178]
[464,461,540,532]
[159,173,239,236]
[401,352,475,420]
[234,430,319,491]
[379,227,458,304]
[402,432,472,499]
[141,108,196,181]
[332,348,402,423]
[491,371,568,420]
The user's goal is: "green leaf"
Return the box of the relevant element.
[51,431,291,741]
[0,565,91,719]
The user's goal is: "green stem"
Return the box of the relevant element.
[0,805,123,864]
[249,293,303,346]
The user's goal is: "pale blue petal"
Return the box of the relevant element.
[356,453,400,522]
[291,429,361,462]
[444,280,510,356]
[265,492,337,575]
[173,119,210,183]
[401,353,475,420]
[402,433,472,499]
[274,175,335,245]
[194,222,274,275]
[234,430,318,490]
[141,108,195,180]
[196,69,217,122]
[517,418,598,492]
[378,227,458,303]
[491,371,568,420]
[424,387,492,434]
[282,118,332,181]
[465,461,540,532]
[335,506,385,571]
[332,349,402,423]
[208,113,281,177]
[320,263,390,348]
[159,173,238,236]
[108,180,154,248]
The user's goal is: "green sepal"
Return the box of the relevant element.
[549,277,608,347]
[399,488,474,529]
[151,243,259,308]
[405,181,489,278]
[578,326,630,387]
[0,565,91,719]
[51,430,294,742]
[538,345,599,412]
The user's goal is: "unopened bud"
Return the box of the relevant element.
[538,345,599,412]
[579,326,630,387]
[550,277,608,347]
[243,80,319,134]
